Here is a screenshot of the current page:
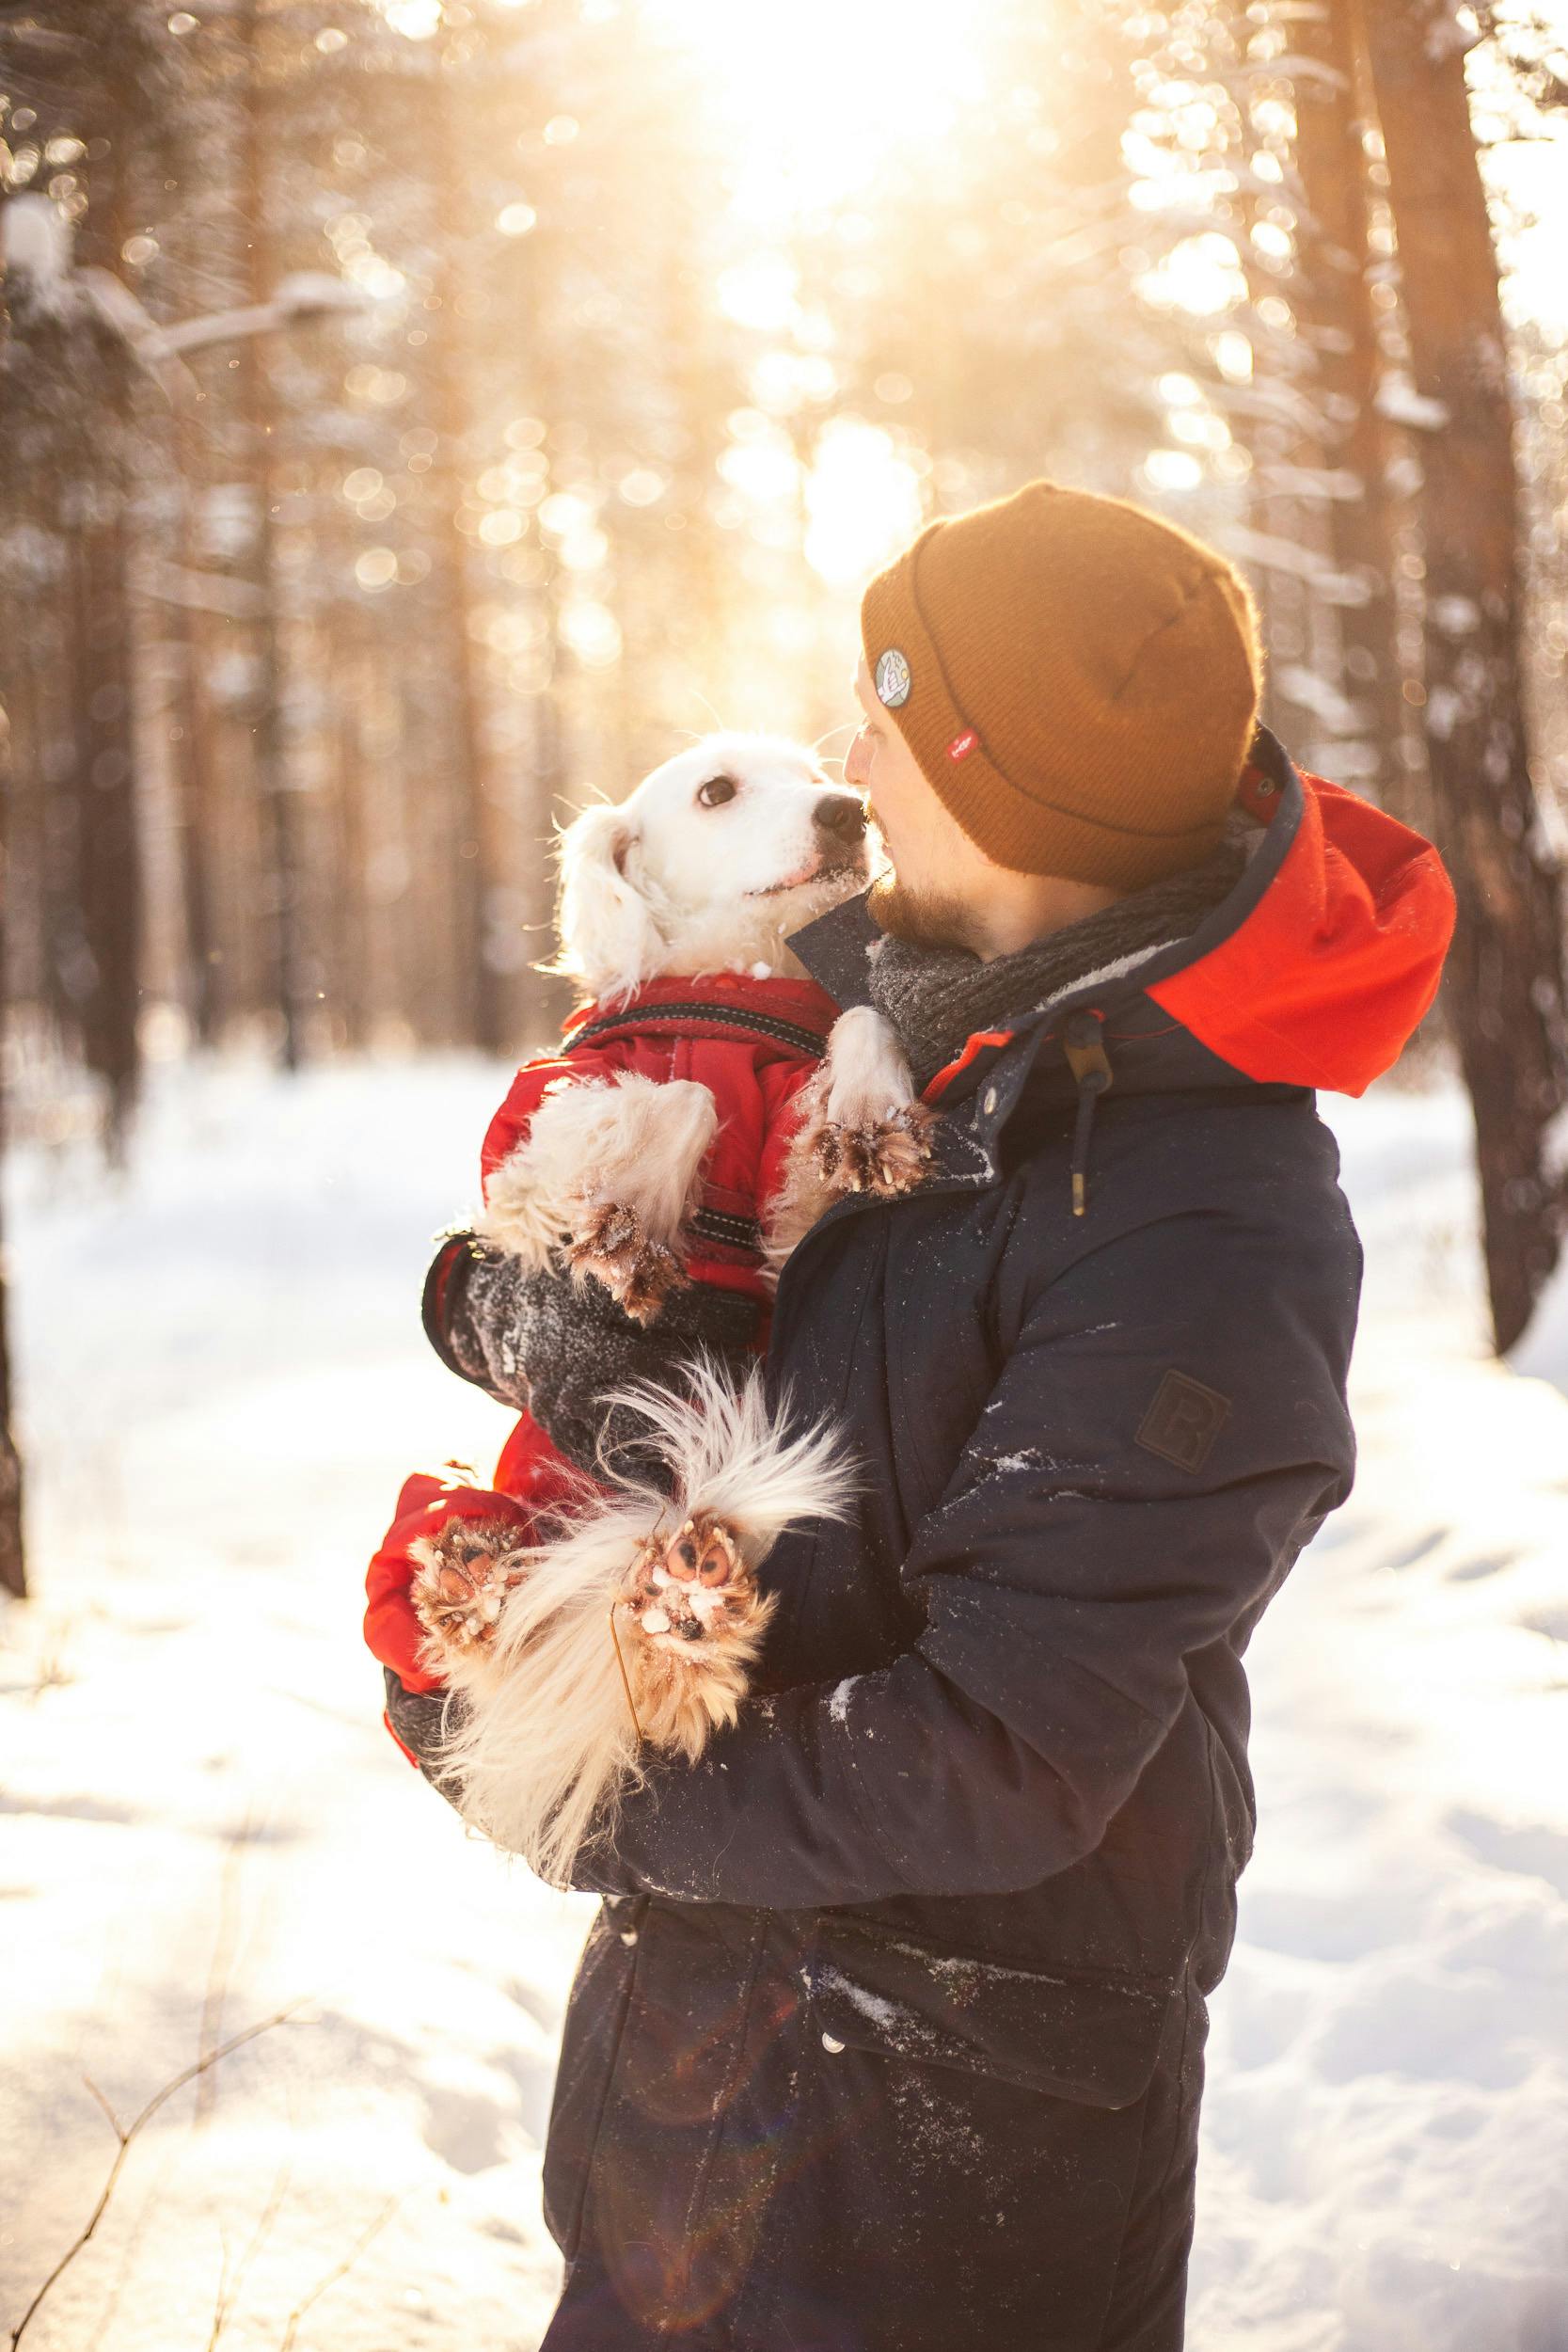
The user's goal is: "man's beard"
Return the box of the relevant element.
[866,869,983,956]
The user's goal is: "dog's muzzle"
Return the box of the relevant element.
[813,793,867,844]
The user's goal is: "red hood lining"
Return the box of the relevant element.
[1146,767,1455,1096]
[920,745,1454,1106]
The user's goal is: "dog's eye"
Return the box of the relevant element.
[696,775,737,809]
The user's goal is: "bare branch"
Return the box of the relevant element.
[208,2160,293,2352]
[277,2198,402,2352]
[77,2074,123,2143]
[196,1808,257,2127]
[8,2004,305,2350]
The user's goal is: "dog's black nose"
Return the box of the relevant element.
[814,793,866,841]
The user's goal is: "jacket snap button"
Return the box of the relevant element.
[982,1087,998,1116]
[620,1929,639,1947]
[821,2031,845,2054]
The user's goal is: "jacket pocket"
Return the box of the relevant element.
[541,1893,647,2262]
[801,1916,1176,2112]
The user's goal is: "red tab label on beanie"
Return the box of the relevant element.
[947,728,979,762]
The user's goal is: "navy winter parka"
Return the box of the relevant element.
[407,729,1455,2349]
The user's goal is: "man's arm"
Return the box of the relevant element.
[383,1665,465,1800]
[561,1203,1358,1907]
[422,1232,536,1411]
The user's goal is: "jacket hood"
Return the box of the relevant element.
[788,725,1456,1104]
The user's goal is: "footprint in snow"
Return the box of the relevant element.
[1446,1808,1568,1903]
[1446,1549,1520,1583]
[1380,1528,1448,1572]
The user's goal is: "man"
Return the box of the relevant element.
[386,480,1455,2348]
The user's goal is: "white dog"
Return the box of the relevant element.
[407,732,937,1881]
[471,731,933,1310]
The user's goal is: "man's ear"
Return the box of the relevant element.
[547,801,667,1004]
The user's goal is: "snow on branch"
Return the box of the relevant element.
[1275,663,1372,733]
[159,274,371,358]
[1375,373,1453,431]
[132,556,267,621]
[1253,462,1366,501]
[0,195,72,312]
[1213,525,1373,605]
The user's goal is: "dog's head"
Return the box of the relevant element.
[552,733,870,1004]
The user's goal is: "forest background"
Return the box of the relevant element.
[3,3,1568,1576]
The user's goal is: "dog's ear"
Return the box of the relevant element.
[549,801,667,1004]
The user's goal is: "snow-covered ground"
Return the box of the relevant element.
[1192,1085,1568,2351]
[3,1054,1566,2351]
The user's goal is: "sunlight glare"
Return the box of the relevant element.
[641,0,992,221]
[1136,232,1246,317]
[381,0,441,37]
[803,419,925,588]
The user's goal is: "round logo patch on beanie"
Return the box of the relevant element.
[874,647,911,708]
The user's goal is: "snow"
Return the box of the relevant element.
[1374,373,1453,433]
[817,1970,905,2035]
[0,193,74,307]
[4,1055,1567,2349]
[1190,1080,1568,2348]
[1431,596,1481,639]
[1212,525,1372,608]
[1425,2,1482,63]
[1275,663,1369,735]
[1425,683,1468,743]
[828,1675,858,1724]
[2,1056,588,2351]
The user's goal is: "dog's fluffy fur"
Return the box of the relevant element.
[763,1004,939,1268]
[417,1362,856,1886]
[473,1072,720,1305]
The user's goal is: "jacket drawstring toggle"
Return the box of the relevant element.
[1062,1009,1113,1216]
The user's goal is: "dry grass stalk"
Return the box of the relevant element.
[277,2196,401,2352]
[8,2004,302,2349]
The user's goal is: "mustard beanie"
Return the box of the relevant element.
[860,479,1265,890]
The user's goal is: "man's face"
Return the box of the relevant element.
[845,654,990,951]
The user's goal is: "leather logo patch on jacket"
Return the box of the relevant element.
[1135,1370,1231,1473]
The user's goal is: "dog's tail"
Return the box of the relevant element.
[431,1361,856,1886]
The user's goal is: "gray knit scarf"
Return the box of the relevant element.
[865,831,1251,1092]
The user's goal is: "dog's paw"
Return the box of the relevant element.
[411,1517,529,1657]
[621,1512,762,1659]
[565,1200,689,1326]
[815,1099,938,1198]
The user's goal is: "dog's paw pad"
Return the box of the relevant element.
[412,1520,528,1654]
[816,1102,937,1198]
[665,1512,743,1590]
[567,1202,689,1325]
[622,1514,756,1656]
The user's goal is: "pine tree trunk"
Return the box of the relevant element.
[170,419,221,1044]
[237,0,302,1071]
[0,696,26,1598]
[0,1201,23,1600]
[72,101,144,1154]
[331,619,370,1052]
[430,35,511,1057]
[66,502,142,1155]
[1291,0,1411,809]
[1358,0,1568,1351]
